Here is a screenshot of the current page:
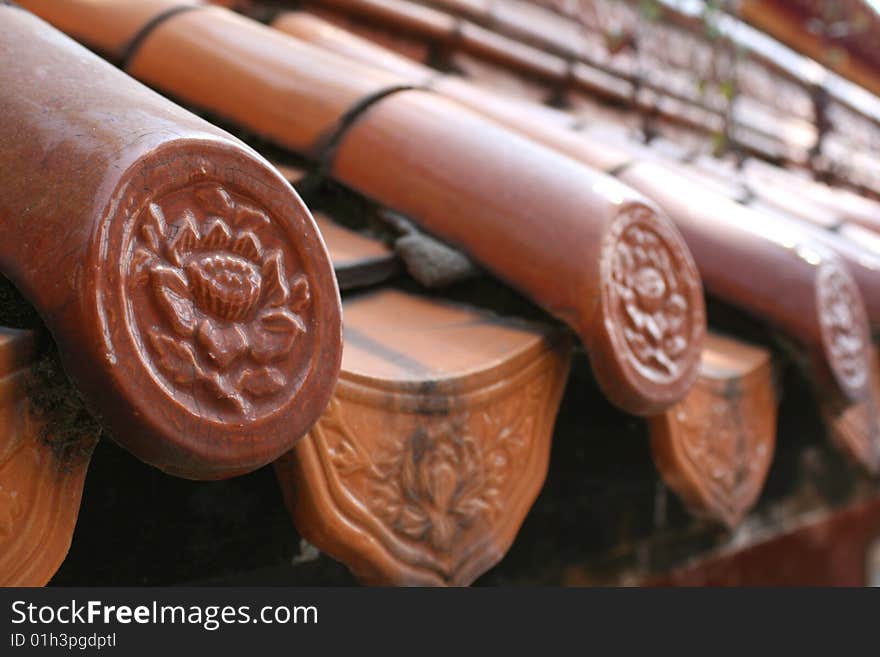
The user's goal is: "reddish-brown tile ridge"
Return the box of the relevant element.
[271,7,880,475]
[276,288,572,585]
[271,8,872,407]
[20,0,203,59]
[21,0,708,416]
[0,6,343,479]
[274,11,787,526]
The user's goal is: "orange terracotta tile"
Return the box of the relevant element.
[331,88,705,415]
[0,329,96,586]
[19,0,198,59]
[650,333,778,528]
[275,289,571,585]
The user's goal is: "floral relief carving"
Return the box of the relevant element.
[817,263,868,392]
[654,367,776,528]
[377,426,491,552]
[316,374,546,555]
[130,185,310,415]
[678,395,768,518]
[608,211,692,382]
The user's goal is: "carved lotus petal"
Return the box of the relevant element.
[624,327,651,362]
[250,324,296,364]
[201,218,233,250]
[197,320,248,370]
[429,516,456,552]
[142,224,161,252]
[230,230,262,261]
[234,204,271,229]
[260,307,306,334]
[186,253,262,321]
[644,313,663,343]
[146,203,168,240]
[261,250,290,308]
[289,275,311,313]
[194,185,233,216]
[131,247,158,285]
[151,265,196,337]
[166,211,200,267]
[664,334,688,359]
[149,331,204,384]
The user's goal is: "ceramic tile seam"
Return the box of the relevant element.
[121,3,205,67]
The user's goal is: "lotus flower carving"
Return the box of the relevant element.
[384,427,492,552]
[131,186,310,415]
[611,222,689,379]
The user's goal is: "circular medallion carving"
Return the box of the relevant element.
[601,204,704,392]
[124,182,314,421]
[817,262,869,395]
[90,141,341,477]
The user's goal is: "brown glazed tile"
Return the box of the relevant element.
[444,52,558,102]
[275,289,572,585]
[272,12,574,127]
[311,8,435,64]
[617,161,872,406]
[684,166,880,475]
[274,11,638,168]
[273,11,786,518]
[0,329,96,585]
[427,0,492,22]
[453,21,569,82]
[268,9,880,465]
[19,0,199,59]
[274,10,435,81]
[744,205,880,331]
[331,89,705,415]
[569,61,635,103]
[1,6,342,479]
[312,213,400,290]
[316,0,458,42]
[681,157,880,333]
[488,0,593,60]
[123,6,403,154]
[650,332,778,529]
[315,0,572,85]
[41,0,705,416]
[743,158,880,234]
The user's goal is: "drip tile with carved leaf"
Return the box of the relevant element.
[650,332,778,528]
[275,289,571,586]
